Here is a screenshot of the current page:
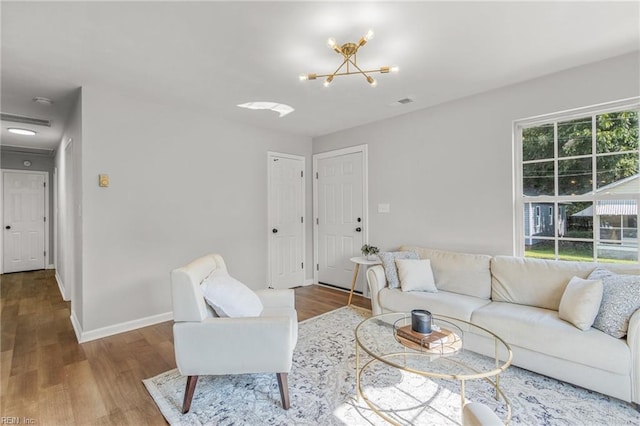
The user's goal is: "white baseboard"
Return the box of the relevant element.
[303,278,314,286]
[54,271,70,301]
[70,310,82,343]
[74,311,174,343]
[46,264,55,270]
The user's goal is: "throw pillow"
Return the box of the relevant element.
[396,259,438,293]
[378,251,419,289]
[588,268,640,338]
[558,276,603,331]
[200,270,264,318]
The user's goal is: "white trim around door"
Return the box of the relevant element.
[313,144,369,287]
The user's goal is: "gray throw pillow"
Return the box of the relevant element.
[378,251,419,289]
[588,267,640,338]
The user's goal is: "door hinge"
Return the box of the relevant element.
[316,218,319,225]
[43,182,46,187]
[44,217,46,222]
[44,251,46,257]
[315,172,318,179]
[301,216,303,223]
[316,263,319,271]
[301,170,303,178]
[301,262,304,269]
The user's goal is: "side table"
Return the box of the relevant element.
[347,256,382,306]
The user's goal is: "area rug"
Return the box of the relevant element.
[144,307,639,425]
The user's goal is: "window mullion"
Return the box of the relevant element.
[553,122,559,260]
[591,114,598,261]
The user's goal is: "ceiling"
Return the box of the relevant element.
[1,1,639,151]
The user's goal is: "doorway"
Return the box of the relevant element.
[267,152,305,289]
[2,170,49,273]
[313,145,368,291]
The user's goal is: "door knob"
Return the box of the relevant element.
[355,227,362,232]
[5,226,10,230]
[272,228,278,233]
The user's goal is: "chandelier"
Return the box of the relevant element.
[299,29,398,87]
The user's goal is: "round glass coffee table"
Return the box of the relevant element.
[355,312,513,425]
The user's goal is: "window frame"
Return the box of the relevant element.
[513,97,640,262]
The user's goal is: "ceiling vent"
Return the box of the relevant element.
[1,112,51,127]
[0,145,55,156]
[389,97,415,107]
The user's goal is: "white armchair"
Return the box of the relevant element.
[171,254,298,413]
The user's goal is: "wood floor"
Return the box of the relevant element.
[0,270,371,425]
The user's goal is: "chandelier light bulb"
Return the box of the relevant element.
[327,37,337,48]
[367,76,377,87]
[390,66,400,73]
[364,29,375,41]
[324,75,334,87]
[299,74,308,81]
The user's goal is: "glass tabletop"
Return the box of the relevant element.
[355,312,512,380]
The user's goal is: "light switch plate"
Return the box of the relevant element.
[378,203,390,213]
[98,174,109,187]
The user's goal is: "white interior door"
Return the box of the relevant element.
[316,150,364,289]
[268,153,305,289]
[3,171,46,273]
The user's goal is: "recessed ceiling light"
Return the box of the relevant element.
[237,102,294,118]
[33,97,53,106]
[8,128,37,136]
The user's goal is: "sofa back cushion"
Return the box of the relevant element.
[491,256,640,311]
[401,246,492,299]
[491,256,597,310]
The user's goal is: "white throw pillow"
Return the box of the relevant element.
[558,276,603,331]
[200,270,263,317]
[396,259,438,293]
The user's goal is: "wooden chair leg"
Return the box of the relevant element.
[182,375,199,414]
[276,372,290,410]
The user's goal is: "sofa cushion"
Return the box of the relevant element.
[378,250,419,289]
[558,276,603,331]
[379,287,491,323]
[401,246,492,299]
[396,259,438,292]
[589,268,640,338]
[490,256,596,311]
[471,302,630,375]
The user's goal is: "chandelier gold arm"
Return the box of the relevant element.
[313,69,391,78]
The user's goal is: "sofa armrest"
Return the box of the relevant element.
[367,265,387,316]
[255,288,295,309]
[628,308,640,404]
[174,316,295,376]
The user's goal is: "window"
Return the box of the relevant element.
[515,100,639,263]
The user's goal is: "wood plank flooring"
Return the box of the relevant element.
[0,270,370,425]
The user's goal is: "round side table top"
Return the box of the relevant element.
[350,256,382,265]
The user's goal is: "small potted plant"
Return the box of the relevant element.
[361,244,380,261]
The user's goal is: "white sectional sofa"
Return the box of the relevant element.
[366,245,640,406]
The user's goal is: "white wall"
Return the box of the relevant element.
[79,85,312,333]
[313,52,640,256]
